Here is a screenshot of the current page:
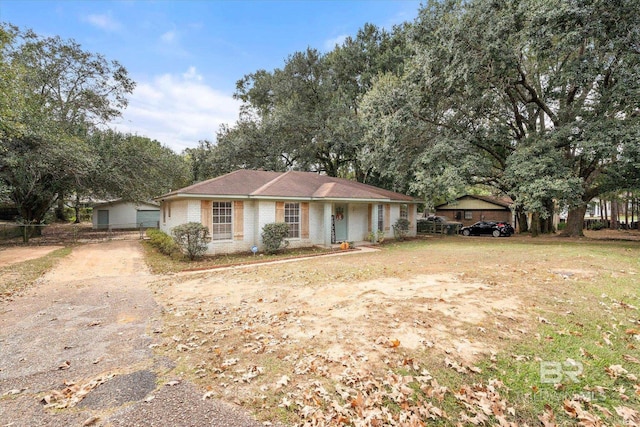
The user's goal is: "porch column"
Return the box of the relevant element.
[323,202,333,247]
[371,203,379,233]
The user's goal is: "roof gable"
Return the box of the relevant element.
[436,195,512,210]
[159,170,414,202]
[93,199,160,209]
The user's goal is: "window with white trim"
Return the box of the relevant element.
[212,201,232,240]
[400,204,408,220]
[464,211,473,220]
[285,202,300,238]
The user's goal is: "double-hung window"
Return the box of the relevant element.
[400,204,408,220]
[284,202,300,238]
[212,201,232,240]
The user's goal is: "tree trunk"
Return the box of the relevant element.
[624,192,630,228]
[55,196,66,222]
[74,194,81,224]
[561,204,587,237]
[610,198,619,229]
[516,208,528,233]
[530,212,540,237]
[541,199,555,233]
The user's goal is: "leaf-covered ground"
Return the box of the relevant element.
[149,234,640,426]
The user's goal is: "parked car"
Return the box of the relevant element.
[417,215,462,234]
[421,215,448,223]
[459,220,514,237]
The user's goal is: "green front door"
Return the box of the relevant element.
[334,204,348,242]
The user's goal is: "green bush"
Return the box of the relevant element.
[172,222,211,260]
[146,228,179,255]
[261,222,290,254]
[393,218,410,241]
[588,221,606,230]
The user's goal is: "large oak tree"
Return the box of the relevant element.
[1,24,135,226]
[360,0,640,236]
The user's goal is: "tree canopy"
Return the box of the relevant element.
[3,1,638,237]
[0,24,188,230]
[360,0,640,235]
[197,23,411,185]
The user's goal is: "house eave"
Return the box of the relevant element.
[156,193,418,204]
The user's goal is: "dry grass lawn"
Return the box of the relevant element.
[149,232,640,426]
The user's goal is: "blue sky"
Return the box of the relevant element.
[1,0,421,152]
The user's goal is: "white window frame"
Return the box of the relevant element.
[464,211,473,220]
[400,204,408,220]
[212,201,233,240]
[285,202,300,239]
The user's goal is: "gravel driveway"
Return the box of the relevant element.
[0,240,262,427]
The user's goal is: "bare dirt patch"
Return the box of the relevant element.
[0,246,64,267]
[161,269,522,366]
[149,235,640,425]
[41,240,150,282]
[150,241,561,421]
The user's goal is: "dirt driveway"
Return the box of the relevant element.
[0,240,261,427]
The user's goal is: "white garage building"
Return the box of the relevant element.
[91,200,160,230]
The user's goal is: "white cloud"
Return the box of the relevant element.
[182,66,202,82]
[160,30,177,44]
[112,68,241,153]
[83,12,121,32]
[324,34,348,51]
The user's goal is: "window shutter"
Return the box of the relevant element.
[384,204,391,231]
[301,202,309,239]
[367,204,372,232]
[200,200,212,234]
[233,201,244,240]
[276,202,285,222]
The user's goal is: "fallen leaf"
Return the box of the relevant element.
[623,354,640,364]
[469,366,482,374]
[275,375,290,389]
[605,365,628,378]
[592,404,613,418]
[82,416,100,426]
[3,388,26,396]
[615,406,640,424]
[538,404,557,427]
[176,344,190,351]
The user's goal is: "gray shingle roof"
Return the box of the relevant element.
[159,170,414,202]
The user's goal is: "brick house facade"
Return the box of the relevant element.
[434,195,513,227]
[157,170,418,255]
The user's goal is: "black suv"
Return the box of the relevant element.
[459,221,514,237]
